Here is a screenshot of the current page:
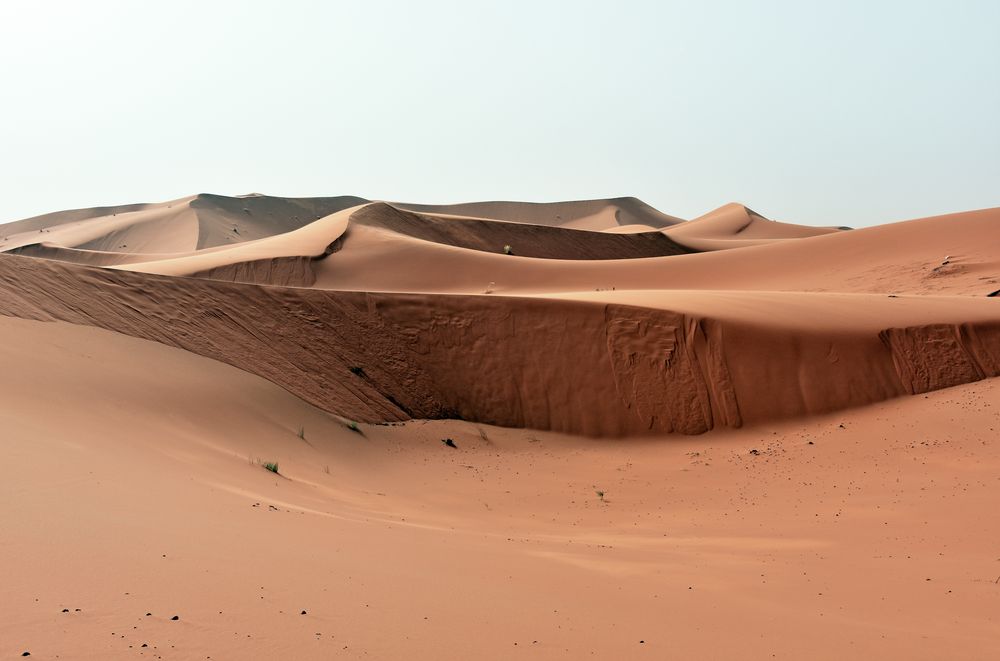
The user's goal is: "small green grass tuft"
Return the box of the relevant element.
[263,462,279,474]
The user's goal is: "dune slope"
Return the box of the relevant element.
[0,193,367,256]
[0,252,997,436]
[347,202,693,260]
[3,316,999,660]
[3,191,1000,660]
[664,202,843,250]
[1,195,998,436]
[393,196,685,230]
[313,205,1000,297]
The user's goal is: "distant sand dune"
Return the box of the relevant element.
[663,202,843,250]
[347,202,693,260]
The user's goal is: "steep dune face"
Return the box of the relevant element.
[1,253,997,436]
[0,193,367,256]
[369,292,1000,433]
[7,314,1000,659]
[4,199,202,254]
[392,196,685,230]
[664,202,843,250]
[348,203,693,260]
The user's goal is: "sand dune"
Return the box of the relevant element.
[0,193,366,255]
[663,202,844,250]
[311,205,1000,297]
[4,315,1000,659]
[393,196,685,230]
[1,196,997,436]
[3,191,1000,659]
[346,202,692,260]
[109,207,355,284]
[0,250,997,436]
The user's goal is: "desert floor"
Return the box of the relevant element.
[4,316,998,660]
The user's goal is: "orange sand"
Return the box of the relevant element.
[2,193,998,659]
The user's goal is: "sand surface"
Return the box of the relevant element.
[2,193,999,658]
[3,316,999,660]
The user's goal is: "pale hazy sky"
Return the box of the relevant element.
[1,0,997,226]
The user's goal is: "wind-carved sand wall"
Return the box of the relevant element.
[191,256,318,287]
[605,314,741,434]
[881,323,1000,394]
[0,253,998,436]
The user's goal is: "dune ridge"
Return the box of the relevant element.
[663,202,844,250]
[2,193,998,435]
[7,312,1000,659]
[0,251,997,436]
[392,196,685,230]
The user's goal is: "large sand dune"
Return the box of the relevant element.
[1,194,998,435]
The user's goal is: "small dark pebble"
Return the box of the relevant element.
[146,613,152,617]
[170,615,180,621]
[442,438,457,449]
[22,653,31,657]
[749,449,760,455]
[301,610,307,615]
[142,644,148,648]
[640,640,645,644]
[62,608,69,613]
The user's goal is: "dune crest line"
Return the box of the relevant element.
[1,252,998,436]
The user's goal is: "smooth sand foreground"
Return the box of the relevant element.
[3,316,999,660]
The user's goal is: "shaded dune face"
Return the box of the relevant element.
[345,203,695,260]
[0,252,998,436]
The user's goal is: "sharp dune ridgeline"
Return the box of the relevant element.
[1,193,998,435]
